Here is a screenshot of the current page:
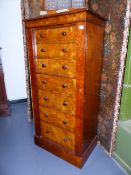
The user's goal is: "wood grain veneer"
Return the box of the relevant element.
[37,74,76,93]
[36,43,76,59]
[25,8,106,168]
[36,59,76,77]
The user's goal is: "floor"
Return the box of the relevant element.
[0,103,128,175]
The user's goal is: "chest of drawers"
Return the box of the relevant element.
[25,8,106,168]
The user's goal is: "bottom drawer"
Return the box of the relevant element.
[41,122,75,151]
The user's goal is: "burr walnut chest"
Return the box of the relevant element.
[25,8,106,168]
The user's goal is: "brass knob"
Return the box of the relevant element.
[41,48,46,52]
[63,120,68,125]
[62,48,68,52]
[44,113,48,118]
[63,102,68,106]
[42,80,47,84]
[62,84,67,88]
[62,32,67,36]
[40,34,45,38]
[42,64,46,68]
[44,96,48,101]
[64,137,69,142]
[62,65,67,69]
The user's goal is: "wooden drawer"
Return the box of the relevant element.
[36,59,76,78]
[35,26,76,43]
[38,90,75,113]
[39,106,75,130]
[36,43,76,59]
[37,74,76,94]
[41,122,75,151]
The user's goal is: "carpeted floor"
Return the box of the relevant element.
[0,103,128,175]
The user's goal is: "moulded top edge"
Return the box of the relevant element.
[24,8,107,23]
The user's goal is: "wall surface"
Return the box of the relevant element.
[0,0,27,101]
[114,120,131,174]
[114,27,131,175]
[90,0,130,153]
[119,28,131,121]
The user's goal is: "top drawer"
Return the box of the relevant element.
[35,26,77,43]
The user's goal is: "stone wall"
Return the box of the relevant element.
[90,0,130,153]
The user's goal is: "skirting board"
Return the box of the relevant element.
[10,98,27,104]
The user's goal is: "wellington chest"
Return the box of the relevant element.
[25,8,106,168]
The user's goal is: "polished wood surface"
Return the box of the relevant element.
[36,59,76,77]
[25,8,106,28]
[38,90,75,113]
[37,74,76,94]
[39,106,75,130]
[34,135,97,168]
[40,122,75,151]
[83,22,105,149]
[25,8,106,168]
[36,43,76,59]
[74,21,86,156]
[35,25,77,43]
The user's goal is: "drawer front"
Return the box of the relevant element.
[41,122,75,151]
[35,26,76,43]
[37,74,76,94]
[38,90,75,113]
[36,44,76,59]
[39,106,75,129]
[36,59,76,78]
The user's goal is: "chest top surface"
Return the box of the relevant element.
[24,8,106,28]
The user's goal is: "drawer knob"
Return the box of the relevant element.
[46,130,50,134]
[62,32,67,36]
[63,84,67,88]
[44,96,48,101]
[42,80,47,84]
[62,65,68,70]
[63,120,68,125]
[41,48,46,52]
[62,48,68,52]
[44,113,48,118]
[64,137,69,142]
[63,102,68,106]
[42,64,46,68]
[40,34,45,38]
